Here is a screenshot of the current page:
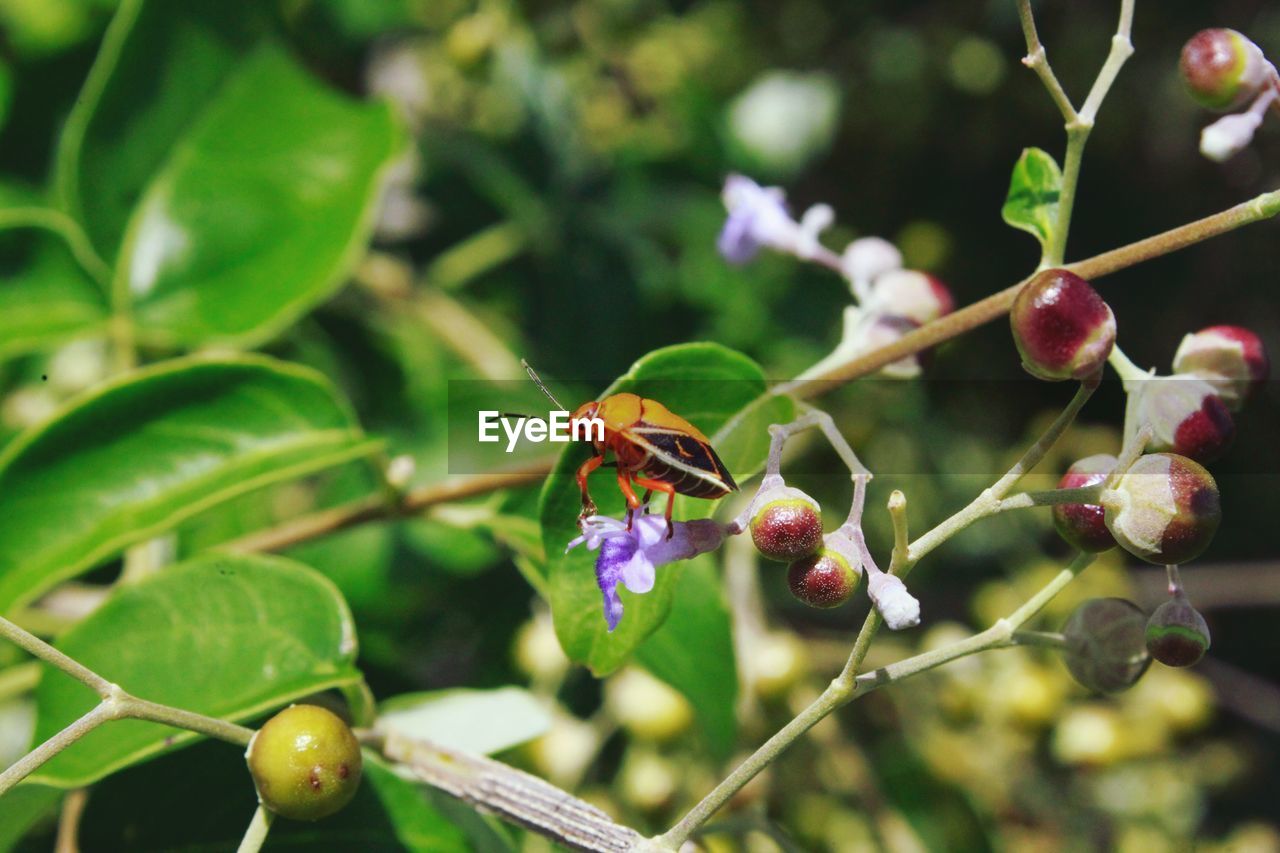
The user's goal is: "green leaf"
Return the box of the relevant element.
[29,553,360,788]
[0,783,60,851]
[0,187,109,360]
[119,46,404,347]
[636,556,738,760]
[54,0,265,262]
[56,0,404,347]
[0,355,379,614]
[539,343,792,675]
[1001,147,1062,254]
[379,687,552,756]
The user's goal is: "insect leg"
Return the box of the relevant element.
[616,468,643,530]
[632,475,677,539]
[575,453,606,519]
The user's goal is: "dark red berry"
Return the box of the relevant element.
[1011,269,1116,381]
[1052,454,1118,553]
[1102,453,1221,565]
[750,490,824,562]
[1145,595,1211,667]
[1180,29,1268,111]
[787,548,859,608]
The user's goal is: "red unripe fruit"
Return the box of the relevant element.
[749,489,824,562]
[787,547,860,609]
[1173,325,1269,410]
[1145,595,1211,667]
[1101,453,1221,565]
[1135,377,1235,463]
[1180,29,1269,111]
[1052,454,1119,553]
[1011,269,1116,381]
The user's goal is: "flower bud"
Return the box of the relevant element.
[1133,376,1235,463]
[1101,453,1221,565]
[841,236,902,284]
[247,704,363,821]
[748,485,824,562]
[1010,269,1116,381]
[1172,325,1269,410]
[786,532,862,608]
[1061,598,1151,694]
[1052,454,1119,553]
[1180,29,1269,111]
[862,312,926,378]
[1200,110,1265,162]
[1145,594,1211,667]
[867,269,955,325]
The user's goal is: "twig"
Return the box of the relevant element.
[1015,0,1078,122]
[54,789,88,853]
[783,185,1280,399]
[222,460,553,554]
[372,728,658,853]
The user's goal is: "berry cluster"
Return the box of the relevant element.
[1011,264,1268,680]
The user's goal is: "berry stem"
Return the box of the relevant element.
[1108,344,1149,387]
[1012,630,1069,649]
[1166,563,1186,596]
[235,805,275,853]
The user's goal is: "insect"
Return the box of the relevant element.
[523,361,738,535]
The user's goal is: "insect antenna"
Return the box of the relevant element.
[521,359,567,411]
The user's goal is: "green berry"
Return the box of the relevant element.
[1145,595,1211,667]
[246,704,363,821]
[1060,598,1151,694]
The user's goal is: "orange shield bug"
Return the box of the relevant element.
[523,361,738,535]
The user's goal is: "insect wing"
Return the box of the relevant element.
[626,425,738,498]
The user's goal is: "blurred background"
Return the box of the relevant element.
[2,0,1279,850]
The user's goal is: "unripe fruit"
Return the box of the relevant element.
[246,705,363,821]
[1172,325,1269,410]
[1180,29,1269,111]
[1102,453,1221,565]
[749,486,824,562]
[1145,594,1211,667]
[1133,376,1235,463]
[787,535,861,608]
[868,269,955,325]
[1052,454,1119,553]
[1010,269,1116,381]
[1060,598,1151,693]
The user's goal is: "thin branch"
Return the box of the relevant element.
[783,186,1280,399]
[54,789,88,853]
[121,696,255,747]
[1016,0,1078,122]
[223,459,553,554]
[0,703,113,796]
[0,616,113,697]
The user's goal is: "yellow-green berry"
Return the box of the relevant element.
[246,704,363,821]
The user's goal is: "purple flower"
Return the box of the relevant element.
[717,174,832,265]
[567,512,728,632]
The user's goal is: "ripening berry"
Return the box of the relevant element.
[1010,269,1116,381]
[1145,594,1211,667]
[1101,453,1221,565]
[1052,454,1119,552]
[246,705,363,821]
[749,485,824,561]
[868,269,955,325]
[1061,598,1152,693]
[1134,376,1235,463]
[1172,325,1269,410]
[787,534,861,608]
[1180,29,1269,111]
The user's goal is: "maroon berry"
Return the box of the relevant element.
[1180,29,1268,111]
[1010,269,1116,381]
[749,487,824,562]
[1173,325,1269,410]
[1101,453,1221,565]
[1061,598,1151,693]
[1145,594,1211,667]
[787,546,860,609]
[1135,377,1235,463]
[1052,454,1119,553]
